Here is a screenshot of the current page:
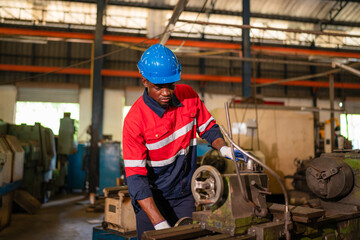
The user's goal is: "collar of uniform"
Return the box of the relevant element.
[142,88,183,118]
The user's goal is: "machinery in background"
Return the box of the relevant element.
[0,115,77,203]
[5,121,56,202]
[66,143,89,192]
[66,140,124,200]
[0,135,24,229]
[102,186,136,234]
[99,141,123,196]
[319,118,352,154]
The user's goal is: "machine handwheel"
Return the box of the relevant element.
[191,165,224,207]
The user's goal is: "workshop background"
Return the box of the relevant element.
[0,0,360,240]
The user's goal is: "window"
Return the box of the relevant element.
[340,114,360,149]
[15,101,79,135]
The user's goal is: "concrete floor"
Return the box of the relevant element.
[0,193,104,240]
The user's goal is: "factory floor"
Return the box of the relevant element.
[0,193,104,240]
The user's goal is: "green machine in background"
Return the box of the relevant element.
[6,121,56,202]
[1,119,61,202]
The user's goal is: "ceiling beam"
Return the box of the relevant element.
[159,0,188,45]
[1,64,360,89]
[1,27,360,59]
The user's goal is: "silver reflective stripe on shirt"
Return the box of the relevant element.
[147,138,197,167]
[145,119,196,150]
[197,116,215,133]
[123,159,147,168]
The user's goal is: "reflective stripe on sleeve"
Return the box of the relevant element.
[123,159,147,168]
[198,116,215,133]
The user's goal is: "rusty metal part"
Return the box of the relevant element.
[175,217,193,227]
[143,224,256,239]
[142,224,212,240]
[191,165,224,208]
[247,221,286,240]
[102,186,136,233]
[268,203,325,223]
[192,173,269,236]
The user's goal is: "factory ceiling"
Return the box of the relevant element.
[1,0,360,49]
[0,0,360,97]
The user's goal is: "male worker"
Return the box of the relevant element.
[123,44,240,239]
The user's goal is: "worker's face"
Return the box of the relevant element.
[142,78,175,108]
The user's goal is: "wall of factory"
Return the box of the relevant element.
[0,85,124,144]
[78,88,124,143]
[1,84,359,145]
[0,85,17,123]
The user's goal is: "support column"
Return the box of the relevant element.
[329,74,335,152]
[242,0,251,98]
[89,0,106,202]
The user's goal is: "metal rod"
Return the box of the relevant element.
[224,102,257,209]
[178,20,360,39]
[219,125,291,240]
[159,0,188,45]
[176,53,332,67]
[253,62,360,88]
[332,62,360,77]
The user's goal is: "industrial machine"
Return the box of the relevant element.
[102,186,136,234]
[140,104,360,240]
[306,151,360,214]
[0,119,71,203]
[94,104,360,240]
[0,135,24,229]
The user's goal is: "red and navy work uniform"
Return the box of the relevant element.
[123,84,223,236]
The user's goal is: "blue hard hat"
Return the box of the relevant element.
[137,44,181,84]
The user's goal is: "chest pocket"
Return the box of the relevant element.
[181,106,198,119]
[144,125,170,143]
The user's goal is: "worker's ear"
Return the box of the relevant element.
[142,78,149,88]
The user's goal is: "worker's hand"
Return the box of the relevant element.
[220,146,248,163]
[154,220,171,230]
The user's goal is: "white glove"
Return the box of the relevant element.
[154,220,171,230]
[220,146,233,159]
[220,146,247,162]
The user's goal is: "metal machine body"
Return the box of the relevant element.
[142,162,360,240]
[102,186,136,234]
[0,135,24,230]
[99,142,123,196]
[306,152,360,207]
[192,166,269,236]
[134,104,360,240]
